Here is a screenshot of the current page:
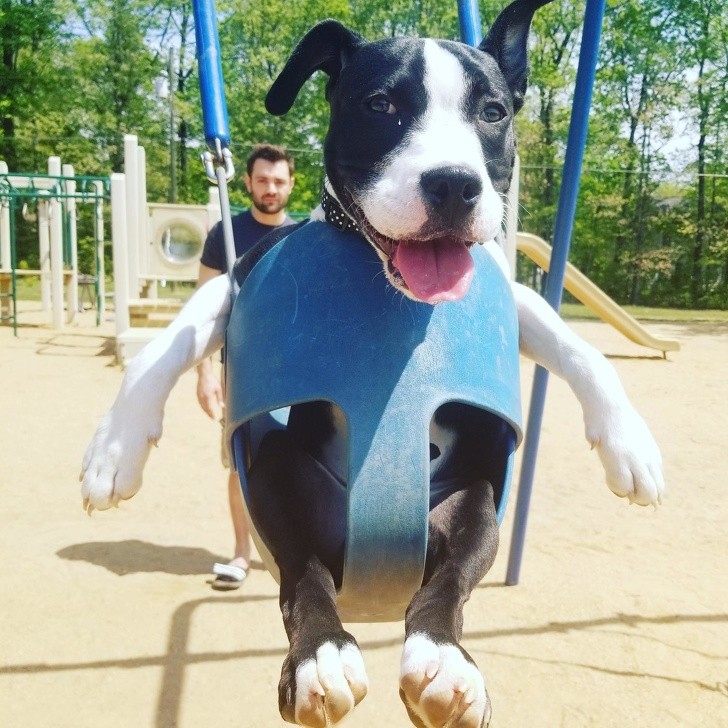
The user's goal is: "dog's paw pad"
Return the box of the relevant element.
[282,641,368,726]
[400,634,490,728]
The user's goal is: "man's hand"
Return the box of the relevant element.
[197,360,224,421]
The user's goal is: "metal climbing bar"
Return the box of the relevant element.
[506,0,607,585]
[1,197,18,335]
[0,169,110,335]
[0,172,109,200]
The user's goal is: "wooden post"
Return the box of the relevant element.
[111,173,130,337]
[48,156,64,329]
[63,163,79,322]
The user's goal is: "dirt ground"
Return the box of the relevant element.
[1,300,727,728]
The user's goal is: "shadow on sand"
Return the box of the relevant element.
[56,539,265,576]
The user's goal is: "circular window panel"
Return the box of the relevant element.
[159,222,203,264]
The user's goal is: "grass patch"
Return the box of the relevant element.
[11,274,195,302]
[560,302,728,323]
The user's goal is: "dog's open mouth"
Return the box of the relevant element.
[359,217,476,304]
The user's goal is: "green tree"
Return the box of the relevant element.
[587,0,681,304]
[511,0,581,286]
[211,0,350,211]
[0,0,67,168]
[674,0,728,306]
[4,0,727,310]
[78,1,162,173]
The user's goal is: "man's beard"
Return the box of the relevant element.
[252,197,285,215]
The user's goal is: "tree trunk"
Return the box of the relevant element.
[539,88,555,241]
[1,14,17,169]
[692,57,708,307]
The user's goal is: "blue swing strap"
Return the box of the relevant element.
[192,0,237,281]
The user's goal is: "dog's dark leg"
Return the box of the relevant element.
[246,431,368,726]
[399,480,499,728]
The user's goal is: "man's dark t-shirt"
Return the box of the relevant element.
[200,210,295,272]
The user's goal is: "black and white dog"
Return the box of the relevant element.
[82,1,664,725]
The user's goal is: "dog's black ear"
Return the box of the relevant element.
[480,0,552,113]
[266,20,364,116]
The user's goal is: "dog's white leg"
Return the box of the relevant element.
[513,282,664,506]
[80,274,233,513]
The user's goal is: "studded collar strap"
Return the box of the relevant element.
[320,187,360,233]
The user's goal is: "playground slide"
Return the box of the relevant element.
[516,232,680,355]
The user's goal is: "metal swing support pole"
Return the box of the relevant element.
[505,0,606,585]
[192,0,237,285]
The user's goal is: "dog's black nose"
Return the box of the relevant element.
[421,167,482,222]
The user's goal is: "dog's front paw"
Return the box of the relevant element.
[80,404,162,514]
[400,634,490,728]
[586,404,664,507]
[279,637,368,726]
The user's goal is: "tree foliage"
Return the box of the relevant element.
[0,0,726,307]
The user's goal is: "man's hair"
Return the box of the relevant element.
[246,144,295,177]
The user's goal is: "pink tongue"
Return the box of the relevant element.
[392,238,475,303]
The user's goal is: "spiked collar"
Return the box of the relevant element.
[320,186,360,233]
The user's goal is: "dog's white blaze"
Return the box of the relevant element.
[422,39,470,119]
[360,40,503,242]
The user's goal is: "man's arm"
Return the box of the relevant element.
[196,263,226,420]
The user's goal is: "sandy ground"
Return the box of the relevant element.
[1,300,727,728]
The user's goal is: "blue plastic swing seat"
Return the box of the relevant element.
[225,222,522,621]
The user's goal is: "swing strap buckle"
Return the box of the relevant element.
[202,139,235,184]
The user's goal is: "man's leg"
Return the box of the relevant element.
[227,469,251,569]
[211,361,251,590]
[211,429,252,590]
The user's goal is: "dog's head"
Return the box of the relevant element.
[266,0,552,304]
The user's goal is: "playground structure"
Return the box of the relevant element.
[0,135,221,362]
[0,158,109,334]
[111,134,221,364]
[2,136,680,371]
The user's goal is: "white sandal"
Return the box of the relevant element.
[211,562,247,590]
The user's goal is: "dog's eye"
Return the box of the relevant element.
[367,95,397,114]
[483,104,506,123]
